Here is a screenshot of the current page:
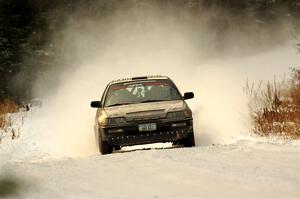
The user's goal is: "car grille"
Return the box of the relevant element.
[126,110,165,121]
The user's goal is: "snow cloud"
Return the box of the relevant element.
[30,1,299,156]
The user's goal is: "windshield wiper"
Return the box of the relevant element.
[106,103,130,107]
[140,99,167,103]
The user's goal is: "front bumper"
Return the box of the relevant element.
[99,119,193,146]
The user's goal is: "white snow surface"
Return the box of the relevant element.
[0,111,300,199]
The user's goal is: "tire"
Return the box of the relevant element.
[114,145,121,150]
[99,138,113,155]
[182,133,195,147]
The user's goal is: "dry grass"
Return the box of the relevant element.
[0,99,22,143]
[0,99,19,128]
[246,68,300,138]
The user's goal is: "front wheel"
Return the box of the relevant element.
[99,138,113,155]
[182,133,195,147]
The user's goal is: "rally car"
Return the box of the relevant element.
[90,76,195,154]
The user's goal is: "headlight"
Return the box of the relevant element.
[167,111,185,119]
[167,110,192,119]
[100,117,127,125]
[184,109,192,118]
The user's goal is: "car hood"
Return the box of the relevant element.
[103,100,187,121]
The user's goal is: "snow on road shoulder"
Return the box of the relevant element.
[0,109,59,162]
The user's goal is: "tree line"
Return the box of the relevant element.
[0,0,299,103]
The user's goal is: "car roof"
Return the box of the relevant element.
[108,75,171,85]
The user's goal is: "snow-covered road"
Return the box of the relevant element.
[1,141,299,199]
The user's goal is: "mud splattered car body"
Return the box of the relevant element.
[91,76,195,154]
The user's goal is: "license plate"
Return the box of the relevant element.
[138,123,157,132]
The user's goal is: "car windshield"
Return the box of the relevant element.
[104,79,182,107]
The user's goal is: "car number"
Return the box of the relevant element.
[138,123,157,132]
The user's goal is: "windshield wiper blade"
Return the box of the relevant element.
[140,99,166,103]
[106,103,129,107]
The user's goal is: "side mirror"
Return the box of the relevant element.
[90,101,102,108]
[183,92,194,100]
